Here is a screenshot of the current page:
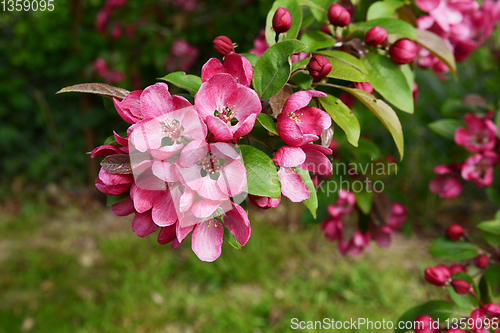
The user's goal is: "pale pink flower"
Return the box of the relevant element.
[195,73,261,141]
[276,90,331,146]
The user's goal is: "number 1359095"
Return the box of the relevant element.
[2,0,54,11]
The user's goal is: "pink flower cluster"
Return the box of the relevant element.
[320,190,407,256]
[93,53,264,261]
[416,0,500,78]
[93,58,125,84]
[430,112,499,198]
[165,39,199,73]
[95,0,128,35]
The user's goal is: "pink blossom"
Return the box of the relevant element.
[277,90,331,146]
[272,144,333,176]
[461,151,499,187]
[320,217,342,242]
[92,144,133,196]
[201,53,253,87]
[95,10,109,34]
[429,163,463,198]
[338,231,371,257]
[195,73,262,141]
[165,39,199,73]
[276,167,310,202]
[249,30,269,57]
[455,113,498,152]
[371,202,407,248]
[327,189,356,218]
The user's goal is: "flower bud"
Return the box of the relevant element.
[365,26,387,46]
[339,93,354,109]
[213,36,234,56]
[389,39,417,65]
[451,279,470,294]
[328,4,350,27]
[320,23,331,35]
[249,194,280,209]
[352,81,373,94]
[425,265,451,286]
[474,254,489,269]
[445,224,464,241]
[272,7,292,35]
[449,264,466,275]
[414,315,440,333]
[307,55,332,81]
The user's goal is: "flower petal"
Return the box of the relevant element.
[272,146,306,167]
[192,220,224,262]
[112,197,135,216]
[224,203,251,246]
[278,167,310,202]
[132,210,158,237]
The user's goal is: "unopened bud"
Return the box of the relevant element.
[321,22,331,35]
[445,224,464,241]
[474,254,489,269]
[249,194,280,210]
[449,264,466,275]
[273,7,292,40]
[339,93,354,109]
[353,81,373,94]
[425,265,451,286]
[365,26,387,46]
[389,39,417,65]
[414,315,439,333]
[328,4,350,27]
[451,279,470,294]
[213,36,234,56]
[307,55,332,81]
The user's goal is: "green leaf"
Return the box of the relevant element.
[240,52,260,67]
[240,145,281,198]
[107,193,130,207]
[253,40,307,101]
[298,0,328,22]
[338,86,404,160]
[56,83,130,100]
[366,0,404,20]
[256,113,278,135]
[448,286,473,310]
[290,71,313,90]
[357,18,417,40]
[495,110,500,139]
[316,50,369,82]
[486,187,500,206]
[296,168,318,219]
[319,94,360,147]
[400,64,414,91]
[395,301,454,333]
[429,237,478,260]
[428,119,462,140]
[266,0,303,46]
[361,53,413,113]
[484,265,500,297]
[482,231,500,247]
[355,189,373,215]
[477,220,500,235]
[159,72,202,97]
[415,29,457,79]
[300,31,337,52]
[225,227,242,249]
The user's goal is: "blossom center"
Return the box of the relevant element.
[287,111,302,123]
[215,105,238,125]
[161,119,182,140]
[197,152,224,178]
[476,160,490,174]
[471,132,488,146]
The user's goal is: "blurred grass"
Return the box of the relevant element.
[0,203,440,333]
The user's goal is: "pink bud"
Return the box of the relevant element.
[248,194,280,209]
[213,36,234,56]
[451,279,470,294]
[475,254,489,269]
[352,81,373,94]
[272,7,292,35]
[389,39,417,65]
[425,265,451,286]
[320,23,331,35]
[339,93,354,109]
[414,315,440,333]
[328,4,350,27]
[307,55,332,81]
[449,264,466,275]
[365,26,387,46]
[445,224,464,240]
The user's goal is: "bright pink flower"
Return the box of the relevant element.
[327,189,356,218]
[338,231,371,257]
[461,151,498,187]
[113,90,142,124]
[429,175,463,198]
[195,73,261,141]
[414,315,440,333]
[371,225,395,248]
[388,202,407,230]
[201,53,253,87]
[277,90,330,146]
[177,140,246,201]
[191,202,251,262]
[320,217,343,242]
[248,194,281,209]
[455,113,498,152]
